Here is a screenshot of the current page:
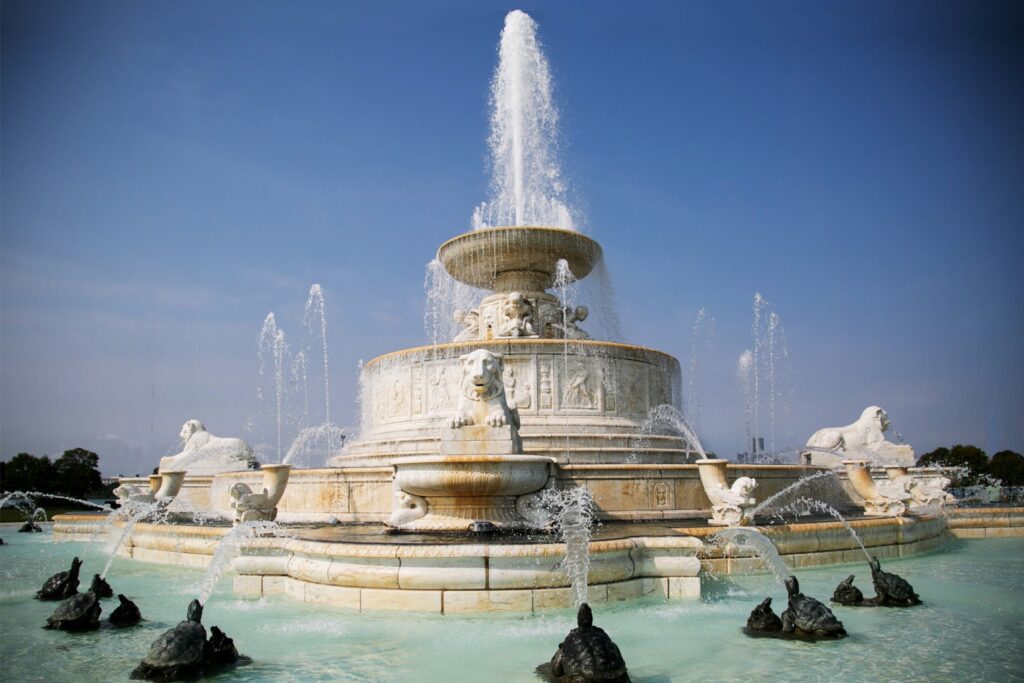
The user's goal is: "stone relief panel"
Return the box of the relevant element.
[559,361,600,411]
[591,358,615,413]
[618,362,648,416]
[428,363,455,414]
[502,360,534,412]
[649,369,671,409]
[411,366,424,415]
[379,370,411,422]
[652,481,673,509]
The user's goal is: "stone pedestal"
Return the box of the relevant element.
[440,425,521,456]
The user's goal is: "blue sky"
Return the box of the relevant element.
[2,0,1022,475]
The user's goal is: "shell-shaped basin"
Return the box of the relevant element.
[392,455,555,498]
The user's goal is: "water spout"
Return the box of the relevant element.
[711,527,792,584]
[539,488,596,608]
[473,10,574,230]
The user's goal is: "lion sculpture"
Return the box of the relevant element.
[803,406,915,467]
[447,349,519,430]
[159,420,259,476]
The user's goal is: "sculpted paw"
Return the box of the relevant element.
[447,413,474,428]
[486,409,508,427]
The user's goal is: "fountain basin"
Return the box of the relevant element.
[392,455,556,530]
[438,226,602,291]
[49,510,1024,613]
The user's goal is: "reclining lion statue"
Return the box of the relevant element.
[803,406,914,467]
[159,420,259,475]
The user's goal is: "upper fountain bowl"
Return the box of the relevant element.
[438,226,602,292]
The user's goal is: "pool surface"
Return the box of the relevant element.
[1,528,1022,682]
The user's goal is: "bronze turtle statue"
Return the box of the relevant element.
[109,594,143,627]
[36,556,83,601]
[131,599,242,681]
[45,590,102,631]
[832,575,868,606]
[89,574,114,599]
[131,600,209,681]
[542,603,630,682]
[781,575,847,639]
[743,597,783,635]
[869,557,920,606]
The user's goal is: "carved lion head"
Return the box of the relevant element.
[861,406,889,434]
[459,349,504,399]
[180,419,205,442]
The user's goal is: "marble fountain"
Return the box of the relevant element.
[48,221,997,614]
[5,9,1024,683]
[44,10,1023,621]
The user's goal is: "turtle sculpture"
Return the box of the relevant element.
[743,597,783,636]
[831,575,870,606]
[540,603,631,683]
[869,557,920,606]
[45,590,102,631]
[90,574,114,599]
[36,556,83,601]
[206,627,239,667]
[131,599,242,681]
[109,594,143,627]
[19,521,42,533]
[780,575,847,640]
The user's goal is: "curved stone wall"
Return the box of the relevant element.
[336,338,689,466]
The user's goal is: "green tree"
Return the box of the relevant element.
[917,444,989,485]
[986,450,1024,487]
[53,448,103,499]
[0,453,57,493]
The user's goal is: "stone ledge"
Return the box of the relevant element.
[233,574,687,613]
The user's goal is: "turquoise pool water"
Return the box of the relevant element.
[1,527,1021,682]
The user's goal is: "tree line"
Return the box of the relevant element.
[0,448,106,500]
[917,445,1024,487]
